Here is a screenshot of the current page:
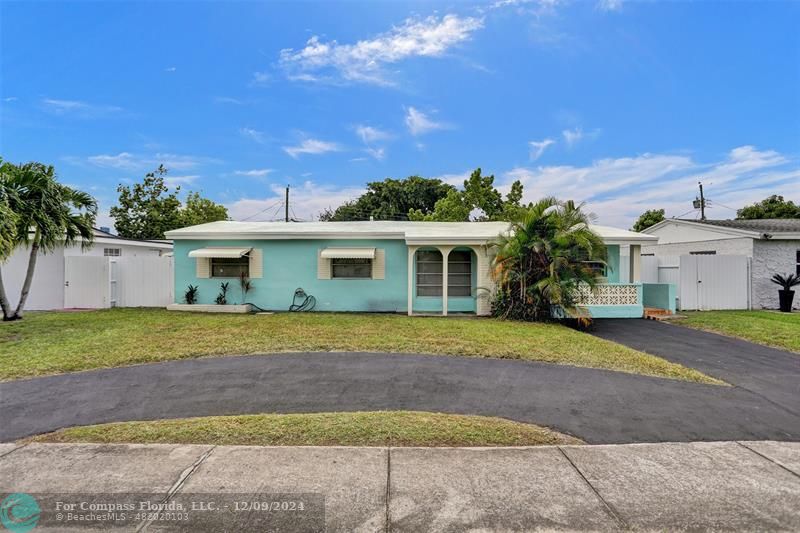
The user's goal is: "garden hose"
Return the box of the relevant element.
[289,288,317,312]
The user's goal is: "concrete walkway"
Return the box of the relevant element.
[1,441,798,531]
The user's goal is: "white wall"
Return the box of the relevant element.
[642,237,754,257]
[63,241,166,258]
[1,245,65,311]
[752,240,800,309]
[645,221,743,244]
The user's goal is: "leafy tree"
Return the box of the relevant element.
[409,168,529,222]
[0,162,96,320]
[110,165,182,240]
[180,191,228,227]
[737,195,800,219]
[0,159,19,260]
[491,198,607,323]
[319,176,454,221]
[632,208,665,232]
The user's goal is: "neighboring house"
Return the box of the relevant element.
[2,228,173,310]
[166,221,658,317]
[642,218,800,309]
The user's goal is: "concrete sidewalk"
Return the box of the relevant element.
[0,441,798,531]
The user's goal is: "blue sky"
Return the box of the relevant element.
[2,0,798,228]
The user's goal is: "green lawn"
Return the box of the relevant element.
[679,310,800,353]
[0,308,719,383]
[29,411,583,447]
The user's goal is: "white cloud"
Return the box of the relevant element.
[597,0,623,11]
[234,169,273,177]
[41,98,124,117]
[355,125,391,144]
[562,127,583,146]
[432,171,472,186]
[279,14,483,85]
[240,127,266,144]
[3,96,18,102]
[84,152,219,171]
[405,107,448,136]
[501,145,797,227]
[283,138,342,159]
[163,175,199,187]
[251,71,271,86]
[364,147,386,161]
[227,181,366,221]
[164,66,177,72]
[529,138,555,160]
[215,96,245,105]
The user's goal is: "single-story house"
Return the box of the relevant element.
[165,221,660,318]
[642,218,800,309]
[1,228,173,310]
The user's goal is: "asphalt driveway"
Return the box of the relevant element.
[2,345,800,443]
[591,319,800,416]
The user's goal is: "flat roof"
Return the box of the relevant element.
[165,220,656,245]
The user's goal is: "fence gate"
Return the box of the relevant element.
[64,256,110,308]
[678,255,749,310]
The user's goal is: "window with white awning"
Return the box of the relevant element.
[319,248,376,259]
[188,247,252,258]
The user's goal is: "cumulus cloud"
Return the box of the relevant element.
[500,145,797,227]
[279,14,483,85]
[529,138,555,160]
[283,138,342,159]
[405,107,449,136]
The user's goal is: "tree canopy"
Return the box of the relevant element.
[737,195,800,219]
[408,168,529,222]
[319,175,454,221]
[110,165,228,240]
[632,208,665,232]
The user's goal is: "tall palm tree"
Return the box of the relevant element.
[491,197,607,322]
[0,162,97,320]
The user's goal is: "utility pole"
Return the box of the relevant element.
[285,185,290,222]
[693,181,707,220]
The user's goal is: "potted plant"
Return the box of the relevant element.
[770,273,799,312]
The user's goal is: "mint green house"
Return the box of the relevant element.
[165,221,659,317]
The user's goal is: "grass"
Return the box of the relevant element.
[679,310,800,353]
[0,308,719,383]
[28,411,583,447]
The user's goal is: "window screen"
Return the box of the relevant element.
[331,258,372,279]
[211,256,249,278]
[104,248,121,257]
[447,250,472,297]
[416,250,443,296]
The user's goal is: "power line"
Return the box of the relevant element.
[239,199,283,222]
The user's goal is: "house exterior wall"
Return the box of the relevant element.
[644,221,741,244]
[642,237,754,257]
[64,242,166,257]
[174,238,411,312]
[752,239,800,309]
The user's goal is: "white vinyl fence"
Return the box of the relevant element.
[642,254,750,311]
[65,256,173,309]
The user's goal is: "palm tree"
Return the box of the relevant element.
[491,197,607,322]
[0,162,97,320]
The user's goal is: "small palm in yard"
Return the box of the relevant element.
[770,273,800,312]
[492,197,607,322]
[0,161,97,320]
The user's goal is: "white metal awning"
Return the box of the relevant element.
[320,247,375,259]
[188,247,252,258]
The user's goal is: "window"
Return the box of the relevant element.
[331,258,372,279]
[416,250,443,296]
[104,248,121,257]
[211,256,249,278]
[447,250,472,297]
[796,250,800,276]
[689,250,717,255]
[583,261,607,277]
